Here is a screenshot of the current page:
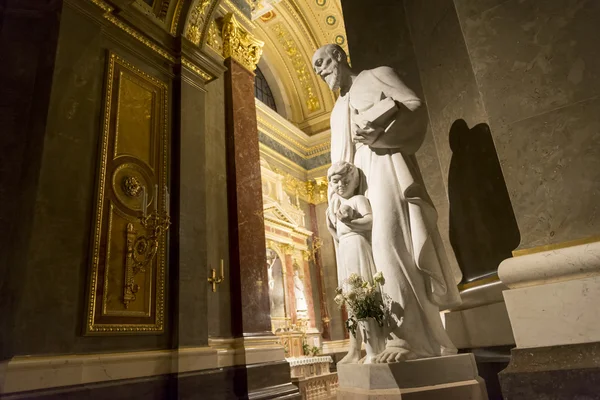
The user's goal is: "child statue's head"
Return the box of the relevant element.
[327,161,359,199]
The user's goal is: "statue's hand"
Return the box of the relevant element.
[352,122,383,146]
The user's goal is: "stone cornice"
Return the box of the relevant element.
[256,99,330,160]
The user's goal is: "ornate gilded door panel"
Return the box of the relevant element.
[85,53,170,334]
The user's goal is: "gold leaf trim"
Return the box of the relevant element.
[512,235,600,257]
[170,0,185,35]
[88,0,176,62]
[221,13,264,72]
[181,57,213,81]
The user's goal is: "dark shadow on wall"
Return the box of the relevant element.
[448,120,520,283]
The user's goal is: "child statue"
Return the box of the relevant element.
[326,161,381,363]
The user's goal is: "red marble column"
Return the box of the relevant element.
[303,259,317,328]
[309,204,332,340]
[284,253,298,324]
[224,58,271,336]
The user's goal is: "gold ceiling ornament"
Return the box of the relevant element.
[185,0,212,45]
[206,19,223,53]
[221,13,264,72]
[170,0,185,35]
[270,23,320,113]
[273,168,328,205]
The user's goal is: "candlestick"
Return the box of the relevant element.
[154,184,158,212]
[165,185,170,213]
[142,186,147,218]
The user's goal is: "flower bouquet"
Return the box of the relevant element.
[334,272,387,363]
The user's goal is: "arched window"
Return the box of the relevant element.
[254,67,278,112]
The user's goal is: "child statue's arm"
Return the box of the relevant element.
[346,196,373,232]
[346,213,372,232]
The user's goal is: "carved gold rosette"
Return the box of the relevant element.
[221,13,264,72]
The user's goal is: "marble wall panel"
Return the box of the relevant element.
[493,97,600,248]
[455,0,600,248]
[205,78,233,338]
[404,0,488,184]
[406,0,519,279]
[176,74,209,347]
[455,0,600,129]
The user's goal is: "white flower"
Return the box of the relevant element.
[335,287,343,295]
[373,272,385,285]
[334,294,344,306]
[348,273,363,288]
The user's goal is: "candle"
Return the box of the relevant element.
[142,186,147,218]
[154,184,158,212]
[220,259,224,277]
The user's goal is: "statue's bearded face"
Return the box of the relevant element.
[312,48,343,91]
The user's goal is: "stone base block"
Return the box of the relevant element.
[499,342,600,399]
[337,354,488,399]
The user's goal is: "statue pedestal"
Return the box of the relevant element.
[337,354,488,399]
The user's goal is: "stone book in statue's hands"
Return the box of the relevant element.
[354,96,399,130]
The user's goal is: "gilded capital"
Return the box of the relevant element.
[221,13,264,72]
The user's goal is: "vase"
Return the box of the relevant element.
[358,318,385,364]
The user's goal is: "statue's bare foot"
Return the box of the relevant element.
[372,347,418,363]
[338,349,361,364]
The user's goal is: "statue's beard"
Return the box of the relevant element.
[324,68,342,91]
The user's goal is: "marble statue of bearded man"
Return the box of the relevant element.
[312,44,462,363]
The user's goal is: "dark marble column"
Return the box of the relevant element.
[302,259,317,328]
[309,204,331,339]
[283,253,298,324]
[171,53,214,347]
[0,0,62,360]
[223,57,272,336]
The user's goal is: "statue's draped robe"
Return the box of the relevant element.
[330,67,461,357]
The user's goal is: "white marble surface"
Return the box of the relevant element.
[449,280,508,311]
[337,354,478,390]
[499,241,600,288]
[445,302,515,349]
[337,354,487,399]
[504,275,600,348]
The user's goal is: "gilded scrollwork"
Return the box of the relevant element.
[270,23,320,112]
[273,168,328,205]
[124,211,171,308]
[185,0,211,44]
[221,13,264,72]
[206,19,223,53]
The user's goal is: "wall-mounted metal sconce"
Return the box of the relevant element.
[123,182,171,308]
[208,259,225,292]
